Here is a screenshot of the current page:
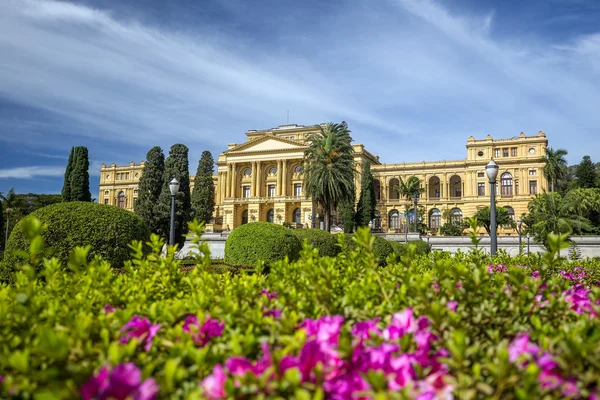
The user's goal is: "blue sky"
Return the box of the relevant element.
[1,0,599,195]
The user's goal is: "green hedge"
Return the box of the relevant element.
[224,222,301,268]
[292,229,340,257]
[3,202,149,278]
[339,234,393,265]
[388,239,430,258]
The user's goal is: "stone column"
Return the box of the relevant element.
[231,163,237,199]
[225,165,231,198]
[251,162,256,197]
[282,160,288,197]
[256,161,262,197]
[277,160,282,196]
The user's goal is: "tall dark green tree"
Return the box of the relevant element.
[61,147,75,201]
[575,156,598,189]
[69,146,92,202]
[355,160,376,228]
[303,122,355,232]
[191,151,216,224]
[158,144,192,246]
[339,187,356,233]
[134,146,165,234]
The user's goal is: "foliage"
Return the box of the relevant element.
[526,191,595,245]
[389,240,430,257]
[69,146,92,202]
[135,146,165,234]
[303,122,355,232]
[2,202,149,282]
[355,160,376,229]
[395,176,424,234]
[224,222,301,267]
[292,229,340,257]
[575,155,598,189]
[472,206,516,234]
[157,144,192,247]
[61,146,74,201]
[339,197,356,234]
[3,222,600,399]
[439,220,464,236]
[191,150,216,224]
[542,147,568,192]
[371,236,394,266]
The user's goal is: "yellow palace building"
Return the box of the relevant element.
[99,124,548,234]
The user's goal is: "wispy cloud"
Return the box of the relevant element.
[0,166,65,179]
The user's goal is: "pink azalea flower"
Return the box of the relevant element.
[81,363,158,400]
[383,308,417,341]
[455,281,463,289]
[104,304,116,314]
[508,333,539,364]
[260,289,278,300]
[538,370,563,390]
[561,381,580,398]
[182,315,224,347]
[531,270,540,279]
[387,354,416,390]
[120,316,161,351]
[300,315,344,346]
[446,301,457,312]
[201,364,227,400]
[351,318,381,340]
[432,282,440,291]
[262,309,282,318]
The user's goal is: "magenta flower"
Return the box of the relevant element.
[488,264,508,273]
[81,363,158,400]
[120,316,161,351]
[563,284,595,316]
[432,282,440,292]
[104,304,116,314]
[538,370,563,390]
[260,289,278,300]
[446,301,457,312]
[561,381,580,398]
[508,333,539,364]
[299,315,344,346]
[532,270,540,279]
[182,315,225,347]
[262,309,282,318]
[351,318,381,340]
[201,364,227,400]
[383,308,417,341]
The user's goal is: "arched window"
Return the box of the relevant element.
[450,175,462,198]
[243,168,252,177]
[429,208,441,229]
[373,179,381,201]
[501,173,513,196]
[293,208,301,224]
[118,191,125,208]
[268,167,277,175]
[389,178,399,200]
[504,206,515,221]
[241,210,249,225]
[294,165,304,174]
[429,176,440,198]
[267,209,275,223]
[450,208,462,224]
[373,210,381,231]
[389,209,400,230]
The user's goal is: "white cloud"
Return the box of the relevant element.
[0,166,65,179]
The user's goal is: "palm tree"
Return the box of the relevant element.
[527,191,593,246]
[542,148,568,192]
[396,176,424,237]
[303,122,355,232]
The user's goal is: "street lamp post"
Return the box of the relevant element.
[169,178,180,246]
[526,233,531,256]
[486,160,499,256]
[517,218,523,255]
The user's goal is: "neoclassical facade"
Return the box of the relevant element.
[99,124,548,234]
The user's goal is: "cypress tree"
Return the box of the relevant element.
[339,186,356,233]
[157,144,192,247]
[576,156,598,188]
[61,147,74,202]
[69,146,92,202]
[355,160,376,228]
[134,146,165,234]
[191,151,216,224]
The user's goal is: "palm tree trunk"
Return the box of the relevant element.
[324,202,330,232]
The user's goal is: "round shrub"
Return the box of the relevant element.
[292,229,340,257]
[389,240,406,257]
[372,236,394,266]
[3,202,150,274]
[224,222,301,268]
[411,239,431,255]
[388,240,430,258]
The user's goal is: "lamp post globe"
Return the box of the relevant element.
[486,160,499,256]
[169,178,180,246]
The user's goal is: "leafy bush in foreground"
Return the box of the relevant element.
[292,228,340,257]
[2,202,149,281]
[224,222,301,267]
[1,220,600,399]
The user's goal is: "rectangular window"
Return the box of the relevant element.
[529,180,537,195]
[478,183,485,196]
[268,184,275,197]
[511,147,518,157]
[494,149,500,158]
[243,186,250,198]
[104,199,109,205]
[503,148,509,157]
[126,173,130,180]
[515,180,519,195]
[529,170,537,175]
[477,172,485,178]
[294,183,302,197]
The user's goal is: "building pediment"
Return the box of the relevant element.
[226,135,307,154]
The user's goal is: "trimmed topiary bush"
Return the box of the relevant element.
[411,239,430,255]
[224,222,301,268]
[292,229,340,257]
[372,236,394,265]
[389,240,406,257]
[3,202,150,277]
[388,239,430,258]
